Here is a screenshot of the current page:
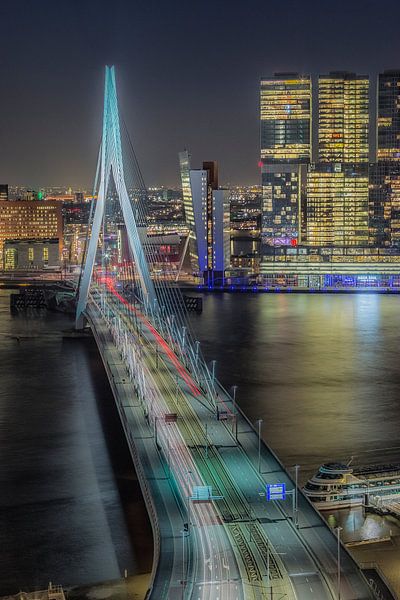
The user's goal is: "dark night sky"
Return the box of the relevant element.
[0,0,399,189]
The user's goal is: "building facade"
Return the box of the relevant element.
[260,74,312,248]
[4,238,60,270]
[377,70,400,162]
[179,152,230,283]
[318,72,369,163]
[0,200,63,262]
[369,162,400,247]
[306,163,369,246]
[260,74,312,163]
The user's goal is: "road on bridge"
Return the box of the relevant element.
[88,280,373,600]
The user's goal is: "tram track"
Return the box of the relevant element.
[107,293,289,598]
[140,331,286,593]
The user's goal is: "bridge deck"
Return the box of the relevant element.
[86,293,374,600]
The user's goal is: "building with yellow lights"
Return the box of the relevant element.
[0,200,62,267]
[377,70,400,162]
[306,163,369,246]
[260,74,311,247]
[318,72,369,163]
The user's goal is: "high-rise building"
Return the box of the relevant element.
[179,151,202,274]
[260,74,312,163]
[179,151,230,283]
[261,164,307,245]
[0,200,63,262]
[260,74,311,247]
[377,70,400,162]
[369,162,400,246]
[318,72,369,163]
[306,163,369,246]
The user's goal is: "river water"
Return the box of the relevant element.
[188,292,400,479]
[2,290,400,594]
[0,290,152,595]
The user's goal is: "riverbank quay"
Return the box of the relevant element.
[179,284,400,294]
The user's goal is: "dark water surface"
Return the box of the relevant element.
[0,291,152,595]
[188,292,400,481]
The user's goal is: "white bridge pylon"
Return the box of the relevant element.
[76,65,157,329]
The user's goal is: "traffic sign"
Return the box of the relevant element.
[266,483,286,501]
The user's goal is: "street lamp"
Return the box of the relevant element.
[232,385,238,440]
[294,464,300,528]
[256,419,263,473]
[181,524,189,599]
[186,470,192,531]
[336,526,343,600]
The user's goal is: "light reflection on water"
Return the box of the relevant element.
[188,292,400,543]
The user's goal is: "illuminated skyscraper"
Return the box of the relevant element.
[369,163,400,247]
[261,164,307,245]
[306,163,369,246]
[377,70,400,162]
[318,72,369,163]
[260,74,312,163]
[260,74,311,246]
[179,151,230,283]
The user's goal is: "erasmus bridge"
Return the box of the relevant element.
[74,66,375,600]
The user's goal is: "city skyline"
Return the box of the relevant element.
[0,0,400,188]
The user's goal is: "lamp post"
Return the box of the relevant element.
[211,360,217,399]
[294,464,300,528]
[256,419,263,473]
[336,526,343,600]
[232,385,238,440]
[186,470,192,531]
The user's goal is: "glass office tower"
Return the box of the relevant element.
[260,74,311,246]
[306,163,369,246]
[318,72,369,163]
[260,74,312,163]
[369,162,400,247]
[377,70,400,162]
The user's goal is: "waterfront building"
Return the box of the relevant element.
[261,163,307,246]
[4,238,60,270]
[318,72,369,163]
[260,73,312,247]
[179,151,230,283]
[377,70,400,162]
[306,163,369,246]
[0,200,62,262]
[260,245,400,289]
[369,162,400,247]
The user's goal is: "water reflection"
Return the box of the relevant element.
[188,291,400,548]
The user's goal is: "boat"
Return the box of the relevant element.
[303,462,400,509]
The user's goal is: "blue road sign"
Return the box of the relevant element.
[266,483,286,501]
